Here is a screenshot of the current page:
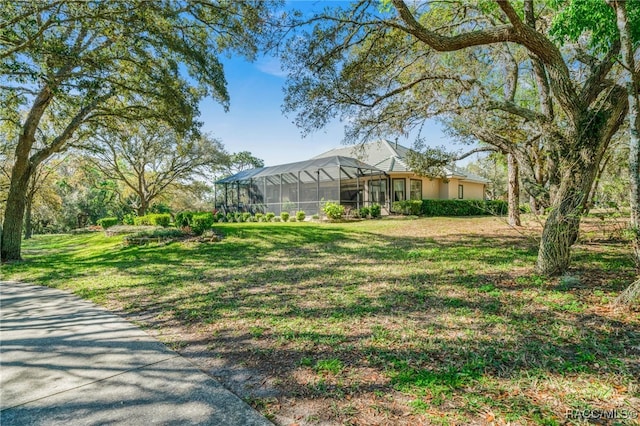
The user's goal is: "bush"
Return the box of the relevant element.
[280,212,290,222]
[175,211,195,227]
[312,214,320,220]
[122,213,136,225]
[391,200,423,216]
[242,212,252,222]
[323,202,345,220]
[134,213,171,227]
[134,215,150,226]
[255,213,264,222]
[273,216,281,222]
[370,203,381,218]
[265,212,276,222]
[97,217,118,229]
[191,212,215,235]
[226,212,235,223]
[358,207,370,218]
[150,213,171,227]
[519,203,532,214]
[289,217,297,222]
[296,211,306,221]
[419,199,508,216]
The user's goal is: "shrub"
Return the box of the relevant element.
[242,212,252,222]
[280,212,290,222]
[150,213,171,227]
[133,213,171,227]
[289,217,297,222]
[265,212,276,222]
[273,216,281,222]
[175,211,195,227]
[392,200,423,216]
[358,207,370,218]
[122,213,136,225]
[226,212,234,223]
[370,203,382,218]
[255,213,264,222]
[296,210,306,221]
[323,202,345,220]
[419,199,508,216]
[192,212,215,235]
[312,214,320,220]
[97,217,118,229]
[134,215,150,226]
[519,203,532,214]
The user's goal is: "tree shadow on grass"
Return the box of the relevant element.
[7,223,640,423]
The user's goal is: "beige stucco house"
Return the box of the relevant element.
[313,141,488,211]
[216,140,488,215]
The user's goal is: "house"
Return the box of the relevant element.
[215,140,489,215]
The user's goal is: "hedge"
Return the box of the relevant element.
[392,199,508,216]
[134,213,171,227]
[97,217,118,229]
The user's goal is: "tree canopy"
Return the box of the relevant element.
[282,0,634,274]
[0,0,280,261]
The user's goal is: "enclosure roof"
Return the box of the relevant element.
[216,155,384,183]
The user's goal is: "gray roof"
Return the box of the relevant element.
[216,155,384,184]
[312,140,411,172]
[313,140,490,184]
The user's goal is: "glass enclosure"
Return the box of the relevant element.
[216,156,386,215]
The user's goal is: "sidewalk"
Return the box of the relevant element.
[0,281,273,425]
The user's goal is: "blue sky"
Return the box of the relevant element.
[199,1,454,167]
[199,54,454,167]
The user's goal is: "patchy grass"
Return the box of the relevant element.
[3,216,639,425]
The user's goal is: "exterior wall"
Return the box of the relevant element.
[447,178,460,199]
[385,173,487,201]
[422,178,439,199]
[461,181,485,200]
[439,181,449,199]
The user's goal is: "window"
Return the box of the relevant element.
[458,184,464,199]
[393,179,405,201]
[369,180,387,204]
[410,179,422,200]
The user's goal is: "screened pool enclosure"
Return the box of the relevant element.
[215,156,387,215]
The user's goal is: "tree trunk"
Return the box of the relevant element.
[1,85,53,262]
[1,165,31,261]
[610,1,640,268]
[586,153,611,212]
[137,199,148,217]
[24,194,33,240]
[535,160,597,275]
[507,153,521,226]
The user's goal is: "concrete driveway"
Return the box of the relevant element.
[0,281,273,426]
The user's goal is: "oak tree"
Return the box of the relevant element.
[283,0,632,275]
[1,0,278,261]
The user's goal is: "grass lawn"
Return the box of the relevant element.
[3,216,639,425]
